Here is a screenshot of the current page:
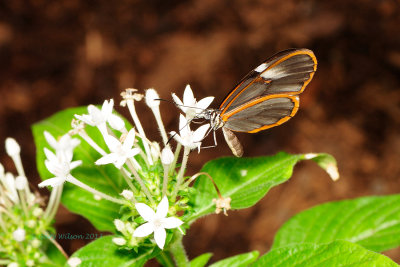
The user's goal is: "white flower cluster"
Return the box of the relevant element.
[0,138,59,266]
[38,85,214,250]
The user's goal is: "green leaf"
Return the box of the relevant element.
[209,251,259,267]
[32,107,130,232]
[272,194,400,252]
[44,241,67,266]
[189,152,336,221]
[66,236,155,267]
[253,240,398,267]
[190,253,213,267]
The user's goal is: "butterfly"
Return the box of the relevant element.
[197,48,317,157]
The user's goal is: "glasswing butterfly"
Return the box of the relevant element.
[196,48,317,157]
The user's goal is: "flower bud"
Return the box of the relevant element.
[114,219,125,232]
[67,257,82,267]
[12,228,26,242]
[5,138,20,157]
[161,147,174,165]
[15,176,27,190]
[145,89,160,108]
[112,237,127,246]
[121,190,134,201]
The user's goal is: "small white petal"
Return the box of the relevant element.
[95,154,117,165]
[103,99,114,116]
[162,217,184,229]
[172,134,184,146]
[114,219,125,232]
[114,157,126,169]
[135,203,156,221]
[197,97,214,110]
[172,93,184,107]
[178,115,191,137]
[156,196,169,219]
[193,124,210,142]
[69,160,82,170]
[44,148,58,163]
[126,148,141,158]
[44,131,58,149]
[123,129,136,149]
[38,177,65,188]
[154,227,167,249]
[133,222,154,237]
[104,135,121,151]
[44,159,60,176]
[183,85,195,106]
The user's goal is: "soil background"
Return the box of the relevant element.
[1,0,400,265]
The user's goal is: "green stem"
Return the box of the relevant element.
[172,147,190,202]
[169,232,189,267]
[156,252,175,267]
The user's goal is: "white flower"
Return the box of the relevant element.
[133,196,183,249]
[75,99,114,134]
[12,228,26,242]
[44,131,80,160]
[38,148,82,188]
[172,85,214,119]
[67,257,82,267]
[170,114,210,152]
[5,138,20,157]
[145,88,160,108]
[95,129,140,169]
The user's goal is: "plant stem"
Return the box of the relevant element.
[172,147,190,201]
[169,232,189,267]
[156,252,175,267]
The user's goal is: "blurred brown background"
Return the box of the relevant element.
[1,0,400,265]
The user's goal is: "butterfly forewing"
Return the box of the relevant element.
[220,49,317,115]
[219,49,316,134]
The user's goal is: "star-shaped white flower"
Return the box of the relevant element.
[44,131,80,161]
[38,148,82,188]
[172,85,214,119]
[133,196,183,249]
[95,129,140,169]
[75,99,115,134]
[170,114,210,152]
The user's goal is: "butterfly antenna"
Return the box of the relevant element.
[154,98,206,111]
